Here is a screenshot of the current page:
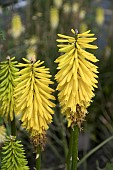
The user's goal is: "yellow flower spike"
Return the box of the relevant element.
[26,47,37,61]
[53,0,63,9]
[72,2,79,13]
[79,10,86,20]
[50,7,59,30]
[0,57,19,121]
[63,3,71,14]
[95,7,104,26]
[10,13,24,39]
[79,22,88,33]
[14,58,55,142]
[55,29,99,128]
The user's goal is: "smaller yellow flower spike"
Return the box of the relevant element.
[50,7,59,30]
[53,0,63,9]
[79,22,88,33]
[55,29,99,128]
[79,10,86,20]
[14,58,55,136]
[63,3,71,14]
[72,2,79,13]
[10,13,24,39]
[26,47,37,61]
[95,7,104,26]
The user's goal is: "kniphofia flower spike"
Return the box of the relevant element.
[14,57,55,147]
[55,29,99,127]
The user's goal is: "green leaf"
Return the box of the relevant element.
[106,163,113,170]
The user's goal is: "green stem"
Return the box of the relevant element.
[71,125,79,170]
[78,135,113,167]
[36,146,41,170]
[66,128,73,170]
[0,147,1,167]
[11,115,16,136]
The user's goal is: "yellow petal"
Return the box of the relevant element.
[57,33,74,39]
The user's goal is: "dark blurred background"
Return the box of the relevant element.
[0,0,113,170]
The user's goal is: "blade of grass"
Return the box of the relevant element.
[78,135,113,167]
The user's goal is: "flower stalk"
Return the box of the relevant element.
[11,115,16,136]
[36,146,41,170]
[71,125,79,170]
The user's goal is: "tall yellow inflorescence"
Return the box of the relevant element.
[55,29,99,128]
[14,57,55,147]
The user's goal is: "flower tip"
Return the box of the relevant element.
[30,55,36,63]
[71,29,75,34]
[6,56,10,60]
[54,59,58,63]
[57,33,60,36]
[75,29,78,34]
